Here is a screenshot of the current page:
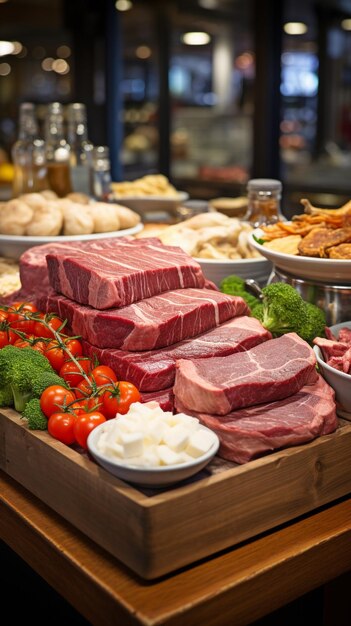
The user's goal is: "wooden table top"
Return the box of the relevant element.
[1,470,351,626]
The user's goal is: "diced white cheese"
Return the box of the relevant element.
[120,432,144,458]
[157,445,183,466]
[186,430,215,458]
[163,425,189,453]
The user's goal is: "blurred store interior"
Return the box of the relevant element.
[1,0,351,216]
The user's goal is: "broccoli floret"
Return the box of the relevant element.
[0,385,14,407]
[298,302,326,344]
[259,283,308,337]
[22,398,48,430]
[31,371,67,398]
[220,274,261,309]
[0,345,56,413]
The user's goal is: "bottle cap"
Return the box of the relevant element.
[247,178,282,192]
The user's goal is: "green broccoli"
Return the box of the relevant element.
[220,274,261,310]
[22,398,48,430]
[31,371,67,398]
[250,282,326,344]
[0,345,58,413]
[0,385,14,408]
[298,302,326,344]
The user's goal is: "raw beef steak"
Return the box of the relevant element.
[46,237,206,309]
[175,375,337,464]
[37,288,248,350]
[173,333,318,415]
[140,388,174,412]
[81,316,272,391]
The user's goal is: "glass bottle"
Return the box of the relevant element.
[67,102,94,195]
[44,102,72,197]
[11,102,49,197]
[90,145,112,201]
[245,178,283,227]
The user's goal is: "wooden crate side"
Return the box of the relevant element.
[0,410,155,576]
[140,421,351,577]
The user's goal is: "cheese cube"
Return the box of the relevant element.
[186,430,214,458]
[157,444,182,466]
[120,432,144,458]
[163,425,189,453]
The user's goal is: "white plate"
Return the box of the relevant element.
[0,223,144,260]
[195,256,272,287]
[249,228,351,283]
[87,423,220,489]
[111,191,189,214]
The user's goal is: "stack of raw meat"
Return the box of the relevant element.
[173,332,338,463]
[21,237,272,410]
[18,236,338,464]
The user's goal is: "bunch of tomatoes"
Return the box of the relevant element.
[0,301,141,449]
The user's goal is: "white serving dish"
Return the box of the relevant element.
[249,228,351,283]
[313,321,351,413]
[112,191,189,215]
[0,223,144,260]
[87,422,220,488]
[195,256,272,287]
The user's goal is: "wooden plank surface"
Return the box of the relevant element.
[1,471,351,626]
[2,407,351,579]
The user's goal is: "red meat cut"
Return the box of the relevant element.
[81,316,272,391]
[140,388,174,412]
[45,237,206,309]
[175,375,337,464]
[37,288,248,351]
[173,333,318,415]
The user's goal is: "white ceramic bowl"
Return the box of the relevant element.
[87,423,220,488]
[0,223,144,261]
[196,256,272,287]
[249,228,351,283]
[313,321,351,413]
[111,191,189,215]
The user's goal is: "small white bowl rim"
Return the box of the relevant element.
[313,345,351,381]
[87,422,220,475]
[194,256,270,264]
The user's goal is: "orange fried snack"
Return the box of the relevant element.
[328,243,351,259]
[298,227,351,258]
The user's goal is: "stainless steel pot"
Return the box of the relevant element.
[268,267,351,325]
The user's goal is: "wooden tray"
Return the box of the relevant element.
[1,407,351,580]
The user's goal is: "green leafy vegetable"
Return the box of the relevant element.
[22,398,48,430]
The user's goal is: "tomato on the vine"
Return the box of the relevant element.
[14,334,47,353]
[33,314,64,339]
[101,381,141,419]
[0,309,8,322]
[70,397,102,416]
[0,327,17,348]
[45,341,66,372]
[59,358,92,388]
[75,377,95,399]
[48,412,77,445]
[90,365,117,387]
[40,385,76,418]
[64,338,83,359]
[74,411,106,449]
[7,301,38,334]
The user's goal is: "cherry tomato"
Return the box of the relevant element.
[64,338,83,360]
[0,309,8,322]
[74,411,106,449]
[0,327,17,348]
[7,301,38,334]
[101,381,141,419]
[34,314,64,339]
[45,341,66,372]
[14,334,47,353]
[40,385,76,418]
[59,358,92,388]
[75,377,95,399]
[70,397,102,416]
[48,412,77,445]
[90,365,117,387]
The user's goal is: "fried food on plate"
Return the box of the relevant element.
[263,234,302,255]
[297,227,351,257]
[300,198,351,217]
[327,243,351,259]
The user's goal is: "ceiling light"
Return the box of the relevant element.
[0,62,11,76]
[56,45,71,58]
[41,57,54,71]
[0,41,15,56]
[341,18,351,31]
[284,22,308,35]
[12,41,23,54]
[198,0,218,8]
[115,0,132,11]
[136,45,151,59]
[181,31,211,45]
[52,59,70,74]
